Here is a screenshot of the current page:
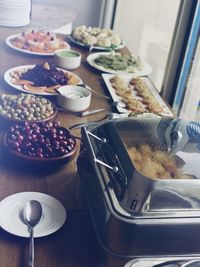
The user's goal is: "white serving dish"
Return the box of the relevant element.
[87,52,152,76]
[54,49,81,69]
[57,85,91,112]
[102,73,174,117]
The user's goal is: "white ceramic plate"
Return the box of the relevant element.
[6,33,70,56]
[87,52,152,76]
[4,64,83,96]
[102,73,174,117]
[68,35,125,51]
[0,192,66,238]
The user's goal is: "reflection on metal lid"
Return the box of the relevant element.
[115,118,200,179]
[124,258,200,267]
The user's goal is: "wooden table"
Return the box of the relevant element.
[0,27,129,267]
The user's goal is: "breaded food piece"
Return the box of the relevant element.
[127,144,192,179]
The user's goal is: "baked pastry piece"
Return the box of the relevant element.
[130,77,163,113]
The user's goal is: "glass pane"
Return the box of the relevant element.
[179,37,200,122]
[113,0,180,92]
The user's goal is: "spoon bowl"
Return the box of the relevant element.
[23,200,42,227]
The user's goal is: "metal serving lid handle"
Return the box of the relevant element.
[85,130,119,173]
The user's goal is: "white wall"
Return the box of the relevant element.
[33,0,102,27]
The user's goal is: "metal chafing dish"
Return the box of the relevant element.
[124,257,200,267]
[77,117,200,266]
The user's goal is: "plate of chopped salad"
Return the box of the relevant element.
[87,52,152,76]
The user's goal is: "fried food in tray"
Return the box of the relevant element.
[10,62,80,94]
[127,144,192,179]
[130,77,163,113]
[109,75,163,114]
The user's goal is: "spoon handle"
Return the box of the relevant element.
[80,107,109,116]
[28,227,34,267]
[81,84,110,100]
[69,121,96,129]
[69,114,110,129]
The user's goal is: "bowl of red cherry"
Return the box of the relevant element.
[4,121,78,166]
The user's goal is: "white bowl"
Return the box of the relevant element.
[54,49,81,69]
[57,85,91,112]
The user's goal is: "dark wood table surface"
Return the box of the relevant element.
[0,26,130,267]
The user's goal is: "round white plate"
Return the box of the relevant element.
[4,64,83,96]
[6,33,70,56]
[68,35,125,51]
[0,192,66,238]
[87,52,152,76]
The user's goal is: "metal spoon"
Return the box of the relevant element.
[23,200,42,267]
[69,112,129,130]
[89,45,94,53]
[78,101,126,116]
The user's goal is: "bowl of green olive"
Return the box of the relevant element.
[0,93,57,127]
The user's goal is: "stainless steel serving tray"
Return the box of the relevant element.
[77,117,200,258]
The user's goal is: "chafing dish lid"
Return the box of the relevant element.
[90,117,200,217]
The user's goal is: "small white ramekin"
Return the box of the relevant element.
[57,85,91,112]
[54,49,81,70]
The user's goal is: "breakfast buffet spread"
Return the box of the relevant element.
[2,24,200,267]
